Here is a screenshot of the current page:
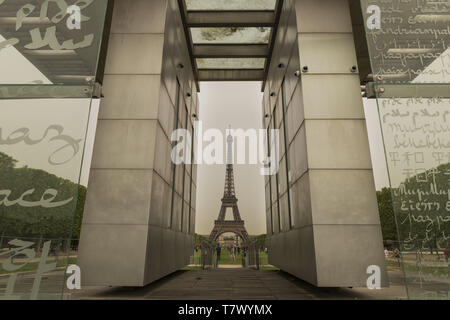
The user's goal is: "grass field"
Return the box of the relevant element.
[386,258,450,277]
[192,248,269,266]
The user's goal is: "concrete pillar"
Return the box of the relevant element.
[264,0,387,287]
[78,0,198,286]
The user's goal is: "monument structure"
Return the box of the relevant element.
[11,0,448,297]
[209,132,249,242]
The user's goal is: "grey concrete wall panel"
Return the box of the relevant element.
[100,75,161,120]
[313,225,388,287]
[90,120,157,169]
[82,170,153,225]
[294,0,353,33]
[304,120,373,169]
[308,170,380,225]
[78,224,149,286]
[111,0,168,34]
[79,0,197,287]
[302,75,365,119]
[264,0,387,287]
[105,34,165,75]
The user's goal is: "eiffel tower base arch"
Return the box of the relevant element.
[209,220,249,242]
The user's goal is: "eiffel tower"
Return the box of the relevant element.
[209,131,249,242]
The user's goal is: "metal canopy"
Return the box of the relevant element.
[179,0,283,87]
[187,11,276,27]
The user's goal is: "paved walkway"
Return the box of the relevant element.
[70,268,408,300]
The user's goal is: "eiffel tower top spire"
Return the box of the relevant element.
[226,128,233,165]
[223,129,235,199]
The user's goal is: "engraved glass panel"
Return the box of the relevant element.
[361,0,450,299]
[0,0,108,300]
[185,0,277,11]
[361,0,450,84]
[0,0,109,85]
[196,58,266,69]
[191,27,271,44]
[0,94,94,300]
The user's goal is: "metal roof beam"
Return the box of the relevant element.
[198,69,265,81]
[187,10,276,27]
[193,44,269,58]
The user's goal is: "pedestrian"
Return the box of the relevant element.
[393,248,400,266]
[231,246,236,261]
[393,248,400,258]
[241,249,246,267]
[384,247,389,258]
[444,247,450,264]
[215,244,221,267]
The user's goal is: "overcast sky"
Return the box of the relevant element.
[194,82,390,235]
[195,82,267,236]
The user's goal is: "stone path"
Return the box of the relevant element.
[70,268,408,300]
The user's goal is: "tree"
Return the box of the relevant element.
[0,152,17,171]
[195,233,207,245]
[71,186,87,240]
[376,187,397,242]
[0,151,86,245]
[375,162,450,251]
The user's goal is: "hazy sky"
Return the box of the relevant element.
[195,82,267,235]
[194,82,390,236]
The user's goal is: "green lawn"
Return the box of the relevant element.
[386,258,450,277]
[192,248,269,266]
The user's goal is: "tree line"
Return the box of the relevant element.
[0,152,85,247]
[2,150,449,251]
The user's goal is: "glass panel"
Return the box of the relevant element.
[361,0,450,300]
[197,58,265,69]
[0,93,94,300]
[361,1,450,84]
[186,0,277,11]
[191,27,271,44]
[0,0,109,85]
[0,0,108,300]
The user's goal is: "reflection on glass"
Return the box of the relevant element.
[197,58,265,69]
[191,27,271,44]
[186,0,277,11]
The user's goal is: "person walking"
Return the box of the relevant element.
[215,244,222,267]
[393,248,401,267]
[241,248,247,267]
[444,246,450,265]
[231,246,236,262]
